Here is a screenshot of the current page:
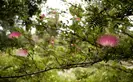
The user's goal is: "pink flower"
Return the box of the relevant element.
[16,49,28,57]
[51,40,54,44]
[75,17,80,21]
[49,36,55,45]
[50,39,55,46]
[8,32,21,38]
[96,34,119,47]
[52,11,56,14]
[39,14,45,19]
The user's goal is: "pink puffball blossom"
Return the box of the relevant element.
[50,36,55,46]
[8,32,21,38]
[75,17,80,21]
[50,39,55,46]
[96,34,119,47]
[52,11,56,14]
[39,14,45,19]
[16,49,28,57]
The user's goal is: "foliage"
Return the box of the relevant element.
[0,0,133,82]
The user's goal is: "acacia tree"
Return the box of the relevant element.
[0,0,133,81]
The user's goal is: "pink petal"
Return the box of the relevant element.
[50,40,54,46]
[51,40,54,44]
[97,34,119,47]
[39,14,45,19]
[8,32,21,38]
[75,17,80,21]
[52,11,56,14]
[16,49,28,57]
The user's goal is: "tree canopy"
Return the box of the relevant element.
[0,0,133,82]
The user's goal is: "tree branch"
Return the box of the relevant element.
[72,32,99,47]
[122,31,133,39]
[0,58,102,78]
[99,63,133,74]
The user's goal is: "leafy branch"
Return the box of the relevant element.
[0,57,102,78]
[99,63,133,74]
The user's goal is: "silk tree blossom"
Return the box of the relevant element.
[96,34,119,47]
[50,36,55,46]
[39,14,45,19]
[8,32,21,38]
[50,39,55,46]
[16,49,28,57]
[51,11,57,14]
[75,17,80,21]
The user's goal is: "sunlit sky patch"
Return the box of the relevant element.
[0,0,133,33]
[30,0,82,34]
[128,16,133,31]
[41,0,74,25]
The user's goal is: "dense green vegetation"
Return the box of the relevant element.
[0,0,133,82]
